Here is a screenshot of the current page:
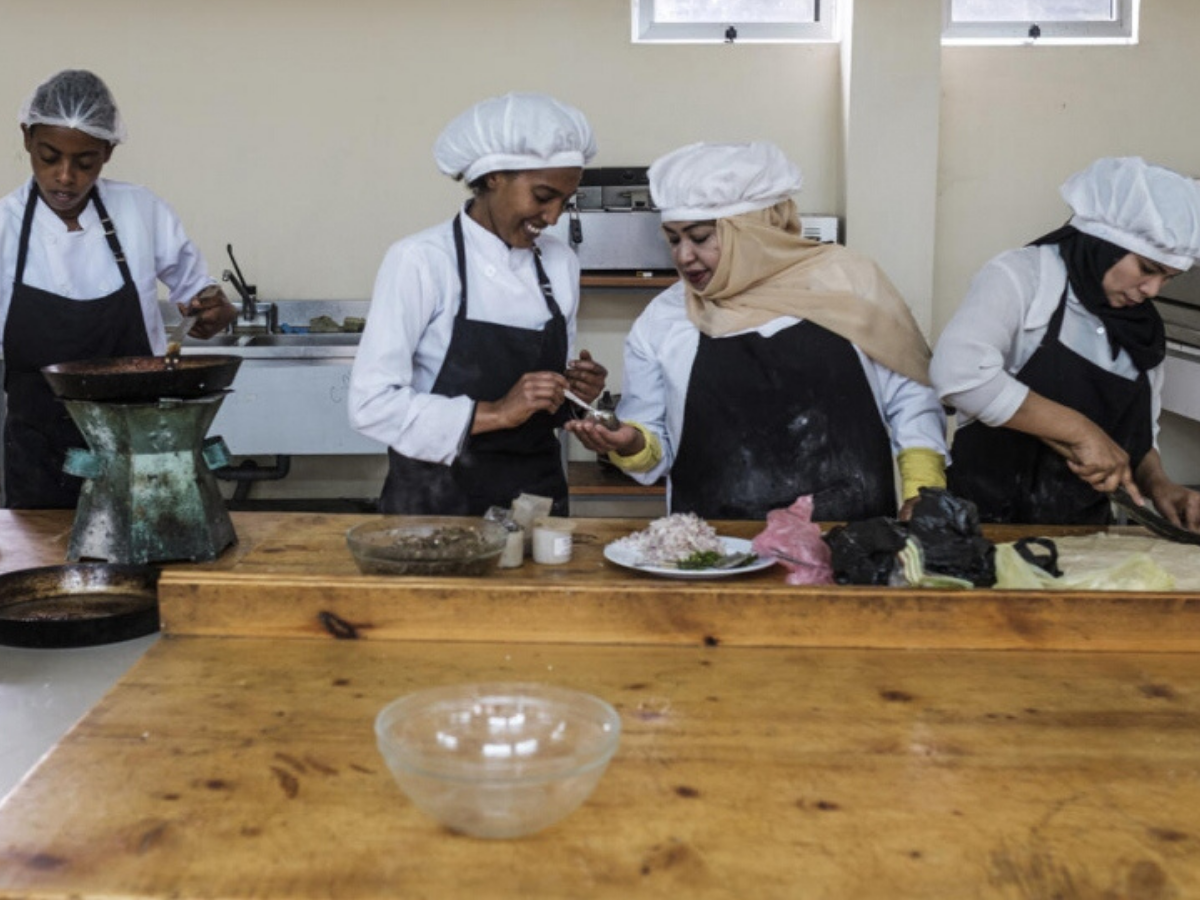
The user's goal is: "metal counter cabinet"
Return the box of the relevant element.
[181,335,380,457]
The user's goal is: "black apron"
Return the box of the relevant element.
[670,320,896,521]
[3,183,151,509]
[947,289,1153,525]
[379,214,570,516]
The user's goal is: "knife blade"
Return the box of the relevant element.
[1110,486,1200,545]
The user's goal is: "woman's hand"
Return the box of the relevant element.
[565,349,607,404]
[1055,426,1139,496]
[471,371,567,434]
[1006,392,1144,503]
[1137,450,1200,531]
[178,285,238,339]
[1144,483,1200,531]
[564,417,644,456]
[898,496,919,521]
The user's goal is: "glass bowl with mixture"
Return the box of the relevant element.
[346,516,509,576]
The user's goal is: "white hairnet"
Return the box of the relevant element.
[649,141,803,222]
[434,92,596,184]
[18,70,126,145]
[1062,156,1200,271]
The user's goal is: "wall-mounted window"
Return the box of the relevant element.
[943,0,1138,46]
[632,0,838,44]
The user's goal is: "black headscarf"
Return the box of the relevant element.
[1029,224,1166,371]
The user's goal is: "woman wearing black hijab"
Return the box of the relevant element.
[931,156,1200,528]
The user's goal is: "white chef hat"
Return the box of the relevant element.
[434,92,597,184]
[18,69,126,145]
[1062,156,1200,271]
[649,141,803,222]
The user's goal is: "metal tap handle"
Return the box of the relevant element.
[226,244,256,298]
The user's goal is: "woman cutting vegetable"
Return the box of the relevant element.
[930,156,1200,528]
[567,141,946,521]
[349,92,607,515]
[0,70,236,509]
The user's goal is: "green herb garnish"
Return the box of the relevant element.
[676,550,724,570]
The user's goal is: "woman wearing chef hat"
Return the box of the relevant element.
[567,141,947,521]
[349,92,607,515]
[931,156,1200,528]
[0,69,236,509]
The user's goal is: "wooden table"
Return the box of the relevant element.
[1,512,1199,899]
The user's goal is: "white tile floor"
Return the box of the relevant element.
[0,634,158,799]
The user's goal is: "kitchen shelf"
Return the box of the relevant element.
[580,274,677,289]
[567,460,664,497]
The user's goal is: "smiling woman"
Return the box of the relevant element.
[348,92,611,517]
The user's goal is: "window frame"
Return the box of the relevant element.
[942,0,1138,46]
[631,0,838,44]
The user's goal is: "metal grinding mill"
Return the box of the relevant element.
[41,354,243,564]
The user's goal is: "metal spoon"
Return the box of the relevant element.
[563,388,620,430]
[164,314,197,370]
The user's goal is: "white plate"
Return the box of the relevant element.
[603,536,776,580]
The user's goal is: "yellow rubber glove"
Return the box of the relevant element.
[897,447,947,501]
[606,422,663,473]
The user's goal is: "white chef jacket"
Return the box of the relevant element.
[0,178,214,356]
[348,209,582,465]
[615,281,948,488]
[930,245,1164,445]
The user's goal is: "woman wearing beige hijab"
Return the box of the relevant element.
[567,141,946,521]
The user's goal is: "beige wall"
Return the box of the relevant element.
[936,1,1200,335]
[0,0,841,301]
[5,0,1200,491]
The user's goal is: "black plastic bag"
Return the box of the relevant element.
[906,488,996,587]
[824,517,909,585]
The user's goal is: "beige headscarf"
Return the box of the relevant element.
[684,199,933,385]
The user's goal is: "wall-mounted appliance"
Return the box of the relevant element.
[544,167,840,275]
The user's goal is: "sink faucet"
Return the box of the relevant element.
[223,244,274,330]
[222,269,256,321]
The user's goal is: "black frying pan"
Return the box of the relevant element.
[41,354,242,403]
[0,563,160,648]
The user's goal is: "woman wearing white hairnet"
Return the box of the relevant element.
[931,156,1200,528]
[349,93,607,515]
[0,69,236,509]
[567,141,947,521]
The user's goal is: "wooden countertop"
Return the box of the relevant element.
[2,510,1199,652]
[2,511,1200,898]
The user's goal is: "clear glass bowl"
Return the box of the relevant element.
[375,682,622,839]
[346,516,508,576]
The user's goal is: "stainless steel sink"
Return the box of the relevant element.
[182,331,361,359]
[241,333,361,347]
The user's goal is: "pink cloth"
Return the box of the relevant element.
[751,495,834,586]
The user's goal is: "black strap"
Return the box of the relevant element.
[1012,536,1062,577]
[452,213,470,320]
[90,188,134,286]
[452,212,560,319]
[15,179,134,289]
[531,245,556,304]
[1041,286,1070,345]
[14,180,38,285]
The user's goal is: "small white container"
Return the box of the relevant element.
[531,517,575,565]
